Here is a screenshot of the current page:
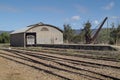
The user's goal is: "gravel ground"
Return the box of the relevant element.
[0,50,63,80]
[0,49,120,80]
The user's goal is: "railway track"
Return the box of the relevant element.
[0,48,120,80]
[18,47,120,62]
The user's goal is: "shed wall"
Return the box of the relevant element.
[27,25,63,44]
[10,33,25,47]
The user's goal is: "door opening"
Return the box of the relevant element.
[26,33,36,46]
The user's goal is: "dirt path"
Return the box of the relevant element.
[0,49,120,80]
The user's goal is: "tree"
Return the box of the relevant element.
[116,25,120,44]
[0,32,10,43]
[72,34,81,43]
[96,28,111,44]
[74,29,85,43]
[109,24,120,45]
[63,24,74,43]
[83,21,92,44]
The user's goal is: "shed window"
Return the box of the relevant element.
[41,27,49,31]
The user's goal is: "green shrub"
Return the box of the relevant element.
[0,32,10,43]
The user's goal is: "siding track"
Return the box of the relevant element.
[0,48,120,80]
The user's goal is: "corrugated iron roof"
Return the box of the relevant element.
[11,23,63,34]
[10,27,30,34]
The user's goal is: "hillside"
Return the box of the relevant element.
[0,30,13,34]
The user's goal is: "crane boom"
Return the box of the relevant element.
[91,17,108,43]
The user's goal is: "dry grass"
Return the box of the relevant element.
[17,47,120,62]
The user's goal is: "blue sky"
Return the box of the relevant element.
[0,0,120,31]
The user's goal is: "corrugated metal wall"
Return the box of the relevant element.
[10,33,25,47]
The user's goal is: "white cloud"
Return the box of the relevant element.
[71,16,80,21]
[94,20,99,25]
[103,2,115,10]
[0,5,19,12]
[64,15,80,23]
[110,16,120,19]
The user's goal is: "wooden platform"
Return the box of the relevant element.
[27,44,117,51]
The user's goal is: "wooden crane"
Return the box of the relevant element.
[86,17,108,44]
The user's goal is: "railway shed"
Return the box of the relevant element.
[10,23,63,47]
